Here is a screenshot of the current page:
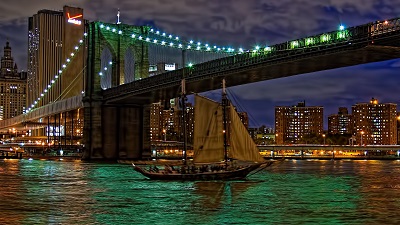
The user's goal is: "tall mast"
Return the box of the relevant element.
[181,50,187,165]
[222,79,228,167]
[117,9,121,24]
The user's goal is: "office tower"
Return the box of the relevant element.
[275,101,323,144]
[352,98,397,145]
[328,107,353,134]
[0,41,27,119]
[28,6,85,109]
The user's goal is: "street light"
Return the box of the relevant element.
[322,134,326,145]
[163,129,166,141]
[371,134,374,145]
[360,131,365,146]
[397,116,400,144]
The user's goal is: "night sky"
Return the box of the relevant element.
[1,0,400,128]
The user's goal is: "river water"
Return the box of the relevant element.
[0,159,399,225]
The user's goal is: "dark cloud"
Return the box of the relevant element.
[0,0,399,127]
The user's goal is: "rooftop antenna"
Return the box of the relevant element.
[117,9,121,24]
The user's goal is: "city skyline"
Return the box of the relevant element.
[0,0,399,128]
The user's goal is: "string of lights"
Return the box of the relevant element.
[97,21,352,56]
[25,22,359,112]
[25,33,88,113]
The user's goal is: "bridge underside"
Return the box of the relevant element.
[106,44,400,105]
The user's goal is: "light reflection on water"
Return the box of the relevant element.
[0,159,399,224]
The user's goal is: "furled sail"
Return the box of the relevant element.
[193,95,224,163]
[228,104,265,162]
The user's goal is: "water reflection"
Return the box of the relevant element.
[193,181,225,210]
[0,159,399,224]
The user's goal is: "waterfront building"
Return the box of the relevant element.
[0,41,27,120]
[255,133,276,145]
[179,102,195,145]
[328,107,353,135]
[150,102,163,141]
[275,101,323,144]
[248,125,275,144]
[150,101,250,145]
[150,101,194,144]
[248,127,258,140]
[28,6,86,109]
[161,107,180,141]
[352,98,397,145]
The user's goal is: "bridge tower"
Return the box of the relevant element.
[83,21,151,160]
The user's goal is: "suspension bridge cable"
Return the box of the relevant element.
[53,66,86,102]
[227,88,263,128]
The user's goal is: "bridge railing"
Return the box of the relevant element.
[0,96,83,129]
[185,17,400,73]
[25,95,83,121]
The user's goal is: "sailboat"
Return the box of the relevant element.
[132,79,273,180]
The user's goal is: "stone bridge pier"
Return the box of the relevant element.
[82,98,151,160]
[82,22,151,160]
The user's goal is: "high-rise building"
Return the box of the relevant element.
[328,107,353,134]
[150,102,163,141]
[180,102,195,144]
[161,107,180,141]
[0,41,27,120]
[28,6,86,109]
[352,98,397,145]
[275,101,323,144]
[149,102,194,143]
[150,100,247,145]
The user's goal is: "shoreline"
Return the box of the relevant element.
[2,155,399,163]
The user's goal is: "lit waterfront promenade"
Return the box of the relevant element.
[259,144,400,160]
[145,143,400,161]
[1,142,400,160]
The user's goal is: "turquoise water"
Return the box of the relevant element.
[1,159,399,225]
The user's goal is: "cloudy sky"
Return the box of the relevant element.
[0,0,400,128]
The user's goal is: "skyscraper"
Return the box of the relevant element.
[275,101,323,144]
[28,6,86,109]
[0,41,27,120]
[352,98,397,145]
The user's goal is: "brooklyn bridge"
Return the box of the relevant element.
[1,17,400,160]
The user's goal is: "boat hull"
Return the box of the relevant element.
[132,162,273,181]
